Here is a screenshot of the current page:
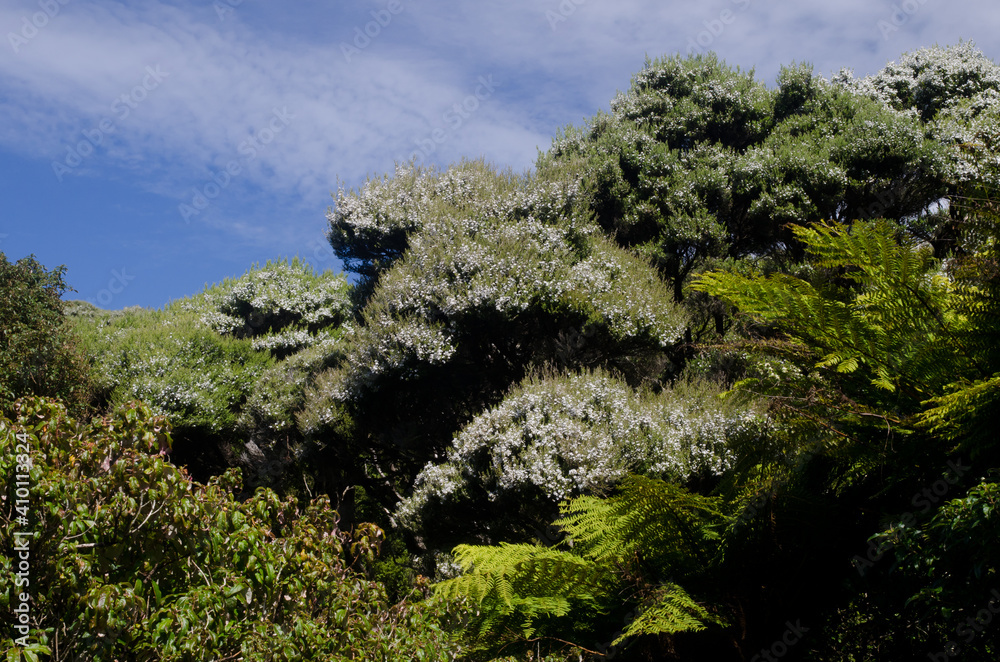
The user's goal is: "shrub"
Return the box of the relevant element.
[198,257,352,358]
[0,398,464,661]
[72,259,352,486]
[396,369,763,549]
[0,254,91,414]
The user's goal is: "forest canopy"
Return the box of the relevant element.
[3,42,1000,661]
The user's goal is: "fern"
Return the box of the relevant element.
[434,476,725,655]
[613,582,724,645]
[434,542,608,641]
[693,219,961,402]
[557,474,723,568]
[919,180,1000,456]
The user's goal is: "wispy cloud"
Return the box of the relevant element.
[0,0,997,246]
[0,2,539,215]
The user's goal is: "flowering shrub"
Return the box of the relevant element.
[239,336,346,435]
[303,162,689,496]
[835,42,1000,188]
[395,369,764,546]
[327,158,583,284]
[199,257,351,356]
[839,41,1000,122]
[72,259,352,487]
[75,307,272,436]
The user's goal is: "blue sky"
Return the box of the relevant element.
[1,0,997,309]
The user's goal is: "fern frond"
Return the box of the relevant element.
[918,373,1000,454]
[434,475,726,651]
[557,475,723,568]
[613,582,722,645]
[435,542,609,638]
[694,219,964,399]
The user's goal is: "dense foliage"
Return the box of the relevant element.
[0,255,91,414]
[71,259,349,488]
[396,371,761,552]
[1,398,463,661]
[4,43,1000,661]
[310,158,689,523]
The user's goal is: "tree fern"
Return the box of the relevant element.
[434,477,724,656]
[919,373,1000,456]
[435,542,609,638]
[917,177,1000,456]
[693,219,961,402]
[556,474,723,568]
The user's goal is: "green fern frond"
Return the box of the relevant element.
[918,373,1000,453]
[435,542,609,638]
[613,582,722,645]
[557,475,723,567]
[434,476,726,651]
[694,219,964,399]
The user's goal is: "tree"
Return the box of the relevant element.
[307,159,688,518]
[0,253,91,414]
[538,53,950,314]
[691,183,1000,657]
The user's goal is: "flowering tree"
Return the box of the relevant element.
[396,370,763,553]
[539,52,950,310]
[311,160,689,516]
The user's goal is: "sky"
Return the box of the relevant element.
[1,0,998,310]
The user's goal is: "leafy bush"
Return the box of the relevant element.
[0,254,91,414]
[0,398,464,661]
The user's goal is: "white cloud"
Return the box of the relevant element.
[0,0,997,241]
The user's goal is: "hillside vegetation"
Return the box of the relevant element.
[3,43,999,661]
